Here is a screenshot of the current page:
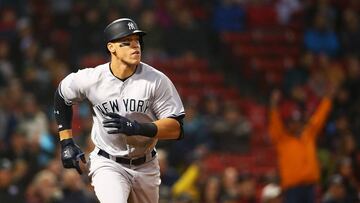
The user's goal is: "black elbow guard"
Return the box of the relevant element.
[54,89,73,131]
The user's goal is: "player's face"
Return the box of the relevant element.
[109,34,141,65]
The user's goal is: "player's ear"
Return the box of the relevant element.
[107,42,115,53]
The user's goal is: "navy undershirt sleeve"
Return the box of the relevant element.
[54,89,72,131]
[169,115,185,140]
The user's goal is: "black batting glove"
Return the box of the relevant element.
[60,138,86,174]
[103,112,157,137]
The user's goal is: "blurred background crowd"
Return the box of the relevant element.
[0,0,359,202]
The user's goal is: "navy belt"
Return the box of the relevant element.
[98,149,156,166]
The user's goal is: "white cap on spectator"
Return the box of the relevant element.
[261,183,281,202]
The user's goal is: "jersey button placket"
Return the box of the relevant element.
[119,82,132,158]
[119,82,125,97]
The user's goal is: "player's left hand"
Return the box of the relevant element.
[103,112,140,136]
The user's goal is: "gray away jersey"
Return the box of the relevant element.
[59,62,185,157]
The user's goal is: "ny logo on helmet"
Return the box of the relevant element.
[128,22,136,30]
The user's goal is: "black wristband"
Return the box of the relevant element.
[137,122,157,138]
[60,138,74,148]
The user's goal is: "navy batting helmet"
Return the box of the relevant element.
[104,18,146,42]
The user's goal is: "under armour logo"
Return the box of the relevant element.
[126,122,132,127]
[54,110,59,114]
[63,150,71,158]
[128,22,136,30]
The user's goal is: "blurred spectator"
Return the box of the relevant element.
[200,175,221,203]
[340,56,360,144]
[284,85,310,120]
[268,87,334,203]
[17,93,56,167]
[158,149,180,201]
[337,134,358,169]
[212,0,246,32]
[59,170,96,203]
[212,103,252,153]
[201,95,223,139]
[0,7,18,40]
[7,129,39,191]
[326,113,352,151]
[332,86,352,121]
[169,101,212,166]
[307,55,344,100]
[305,0,339,28]
[0,90,11,149]
[153,0,177,29]
[321,174,351,203]
[0,158,23,203]
[201,95,222,121]
[172,161,201,202]
[171,146,209,203]
[69,6,104,65]
[17,18,36,72]
[304,12,340,57]
[237,173,257,203]
[261,183,282,203]
[164,8,210,57]
[343,56,360,103]
[333,157,360,202]
[138,9,166,61]
[45,159,63,182]
[47,58,71,91]
[220,167,239,201]
[49,0,72,23]
[26,169,62,203]
[23,55,55,107]
[340,9,360,56]
[345,0,360,12]
[0,40,15,87]
[121,0,146,21]
[5,78,24,113]
[275,0,302,25]
[283,52,312,96]
[18,93,48,138]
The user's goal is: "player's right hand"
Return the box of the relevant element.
[60,138,86,174]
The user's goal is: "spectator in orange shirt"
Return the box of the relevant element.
[268,87,335,203]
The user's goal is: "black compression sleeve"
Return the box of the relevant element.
[54,89,72,131]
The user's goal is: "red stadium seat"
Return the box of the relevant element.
[246,5,278,28]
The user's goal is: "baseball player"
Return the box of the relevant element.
[53,18,185,203]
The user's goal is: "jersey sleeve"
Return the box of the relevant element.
[304,97,332,139]
[58,69,88,104]
[152,74,185,119]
